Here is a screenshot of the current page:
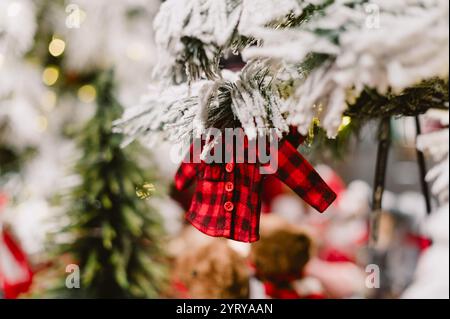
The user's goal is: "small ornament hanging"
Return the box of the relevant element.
[135,182,156,200]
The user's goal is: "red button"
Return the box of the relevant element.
[225,182,234,192]
[225,163,234,173]
[224,201,234,212]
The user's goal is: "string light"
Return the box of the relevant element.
[42,66,59,86]
[77,85,97,103]
[49,38,66,57]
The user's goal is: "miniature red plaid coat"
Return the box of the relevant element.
[175,129,336,242]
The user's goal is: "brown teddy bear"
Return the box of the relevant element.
[172,239,249,299]
[249,214,323,299]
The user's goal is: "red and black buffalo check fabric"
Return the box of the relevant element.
[174,129,336,242]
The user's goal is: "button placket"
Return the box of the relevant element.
[224,147,236,239]
[225,181,234,192]
[224,201,234,212]
[225,163,234,173]
[224,160,234,213]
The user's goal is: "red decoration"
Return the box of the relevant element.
[174,128,336,242]
[0,230,34,298]
[0,193,34,299]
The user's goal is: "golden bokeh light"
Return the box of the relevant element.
[49,38,66,57]
[42,66,60,86]
[77,85,97,103]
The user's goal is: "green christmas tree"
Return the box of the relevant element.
[52,71,166,298]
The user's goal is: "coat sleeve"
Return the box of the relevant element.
[272,140,336,213]
[284,126,306,149]
[174,143,204,191]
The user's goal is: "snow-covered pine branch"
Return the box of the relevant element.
[153,0,324,82]
[244,0,449,137]
[114,60,296,145]
[119,0,448,146]
[118,0,326,143]
[153,0,242,82]
[113,81,207,146]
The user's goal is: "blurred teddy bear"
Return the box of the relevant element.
[249,214,324,299]
[171,239,249,299]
